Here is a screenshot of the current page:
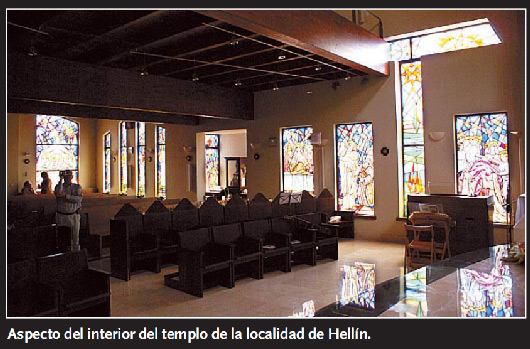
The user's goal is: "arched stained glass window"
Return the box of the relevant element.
[36,115,79,189]
[205,134,220,192]
[281,126,314,193]
[136,122,146,197]
[119,121,128,195]
[156,126,166,199]
[103,132,111,194]
[455,112,509,224]
[335,122,374,215]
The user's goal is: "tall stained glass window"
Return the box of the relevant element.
[388,18,502,217]
[282,126,314,192]
[455,112,509,223]
[335,122,375,215]
[136,122,146,197]
[205,134,220,192]
[119,121,128,195]
[156,126,166,199]
[36,115,79,188]
[400,61,425,214]
[103,132,111,194]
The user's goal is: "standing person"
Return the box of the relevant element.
[55,170,83,252]
[40,171,52,194]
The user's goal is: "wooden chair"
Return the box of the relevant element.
[7,259,59,317]
[271,216,316,266]
[7,224,71,264]
[242,219,291,273]
[316,188,335,214]
[198,196,225,227]
[291,213,339,261]
[144,200,178,265]
[211,223,263,281]
[248,193,273,221]
[404,224,435,272]
[409,212,453,261]
[37,250,111,317]
[294,190,318,215]
[171,198,200,232]
[164,228,234,298]
[110,203,160,281]
[223,194,249,224]
[271,192,295,217]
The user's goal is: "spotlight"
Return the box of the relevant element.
[28,44,38,57]
[278,50,286,60]
[315,65,322,71]
[272,83,279,91]
[140,67,149,76]
[192,72,199,81]
[234,79,242,86]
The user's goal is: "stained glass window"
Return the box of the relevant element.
[455,112,509,223]
[281,126,314,192]
[103,132,111,194]
[119,121,127,195]
[156,126,166,199]
[400,61,425,214]
[205,134,220,192]
[389,20,502,61]
[389,19,502,217]
[136,122,146,197]
[36,115,79,189]
[335,122,375,215]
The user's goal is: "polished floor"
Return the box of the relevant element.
[89,239,406,317]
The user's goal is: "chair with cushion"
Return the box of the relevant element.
[211,223,263,281]
[223,194,250,224]
[198,196,225,227]
[404,224,435,272]
[110,203,160,281]
[37,250,110,316]
[171,198,200,232]
[242,219,291,273]
[144,200,178,265]
[164,228,234,297]
[7,259,59,317]
[248,193,273,221]
[271,216,316,266]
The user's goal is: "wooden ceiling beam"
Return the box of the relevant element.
[195,10,389,76]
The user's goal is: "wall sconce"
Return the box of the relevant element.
[253,153,260,160]
[127,146,134,154]
[23,158,30,164]
[250,142,262,150]
[428,131,446,142]
[22,151,31,156]
[380,147,390,156]
[186,155,193,162]
[148,156,153,163]
[183,146,195,153]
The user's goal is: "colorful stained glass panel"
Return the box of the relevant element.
[36,115,79,187]
[282,126,314,192]
[336,123,375,215]
[103,132,111,194]
[205,134,220,192]
[156,126,166,199]
[119,122,128,195]
[338,262,376,310]
[455,113,509,223]
[137,122,146,197]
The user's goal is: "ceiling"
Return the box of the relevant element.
[7,9,372,93]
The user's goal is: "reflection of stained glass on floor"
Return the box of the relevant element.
[455,113,509,223]
[404,267,428,317]
[338,262,376,310]
[458,268,513,317]
[336,123,374,215]
[282,126,314,192]
[290,300,316,317]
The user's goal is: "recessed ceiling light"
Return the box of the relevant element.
[315,66,322,71]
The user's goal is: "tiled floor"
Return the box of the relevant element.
[90,239,405,317]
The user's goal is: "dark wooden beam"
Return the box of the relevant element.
[7,52,254,122]
[195,10,389,76]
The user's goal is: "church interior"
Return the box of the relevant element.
[6,9,526,318]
